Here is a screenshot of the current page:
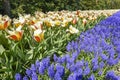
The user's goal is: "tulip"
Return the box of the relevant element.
[76,10,80,15]
[13,15,26,27]
[88,16,93,20]
[61,20,69,27]
[82,18,87,26]
[55,20,61,26]
[28,17,37,25]
[44,19,52,27]
[7,25,24,41]
[33,29,45,42]
[66,25,79,34]
[30,21,43,30]
[0,21,10,30]
[0,15,11,30]
[72,18,78,25]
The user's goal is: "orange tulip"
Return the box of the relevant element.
[30,21,43,30]
[7,25,24,41]
[0,21,10,30]
[33,29,45,42]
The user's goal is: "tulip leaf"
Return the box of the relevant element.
[0,45,5,54]
[27,49,34,60]
[0,31,2,35]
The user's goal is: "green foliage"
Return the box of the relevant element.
[79,0,105,10]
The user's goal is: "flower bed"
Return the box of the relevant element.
[14,11,120,80]
[0,10,119,79]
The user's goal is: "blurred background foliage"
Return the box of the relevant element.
[0,0,120,17]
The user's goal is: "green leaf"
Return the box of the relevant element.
[0,45,5,54]
[26,49,34,60]
[0,31,2,35]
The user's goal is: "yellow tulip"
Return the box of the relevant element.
[0,21,10,30]
[33,29,45,42]
[44,20,52,27]
[55,20,61,26]
[7,25,24,41]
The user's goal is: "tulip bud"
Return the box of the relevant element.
[82,18,87,26]
[72,19,77,25]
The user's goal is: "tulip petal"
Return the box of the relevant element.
[4,21,8,29]
[9,35,18,40]
[34,36,41,42]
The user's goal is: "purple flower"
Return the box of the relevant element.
[23,75,29,80]
[56,64,65,77]
[76,60,84,67]
[92,64,99,71]
[15,73,22,80]
[65,54,70,62]
[100,53,108,61]
[92,57,98,67]
[88,74,95,80]
[60,56,66,63]
[108,48,115,58]
[105,70,119,80]
[100,31,105,38]
[72,52,79,61]
[67,73,82,80]
[66,42,72,52]
[54,72,62,80]
[76,68,83,76]
[67,73,78,80]
[35,60,40,69]
[30,64,36,72]
[41,57,50,69]
[26,69,32,76]
[116,76,120,80]
[48,64,55,79]
[83,66,90,75]
[31,72,38,80]
[113,57,119,65]
[38,62,45,75]
[54,54,58,62]
[66,63,71,69]
[67,57,74,65]
[69,63,77,72]
[116,46,120,53]
[107,57,119,66]
[57,56,66,64]
[99,61,105,69]
[85,61,89,67]
[67,74,75,80]
[98,69,103,76]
